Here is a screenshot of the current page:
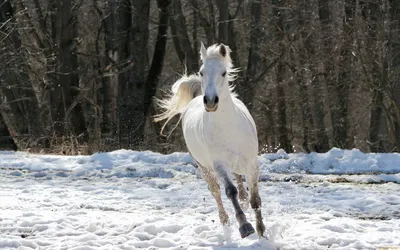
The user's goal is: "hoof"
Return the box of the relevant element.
[239,222,255,238]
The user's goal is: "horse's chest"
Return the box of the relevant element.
[203,117,253,163]
[205,120,241,145]
[183,106,256,168]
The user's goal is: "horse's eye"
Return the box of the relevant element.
[199,72,203,76]
[222,71,227,77]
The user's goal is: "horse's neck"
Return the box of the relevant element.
[215,83,236,115]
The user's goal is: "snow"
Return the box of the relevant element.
[0,148,400,249]
[259,148,400,175]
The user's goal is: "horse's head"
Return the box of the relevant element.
[198,42,236,112]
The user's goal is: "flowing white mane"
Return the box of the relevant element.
[154,74,201,134]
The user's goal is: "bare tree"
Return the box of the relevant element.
[0,0,399,154]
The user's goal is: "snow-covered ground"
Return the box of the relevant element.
[1,148,400,250]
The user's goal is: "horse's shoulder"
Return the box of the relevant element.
[232,98,253,119]
[188,95,203,107]
[232,97,247,109]
[232,97,257,133]
[183,96,203,114]
[182,96,203,125]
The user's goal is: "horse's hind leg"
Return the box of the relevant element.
[234,173,249,210]
[246,172,266,238]
[215,166,255,238]
[198,165,229,225]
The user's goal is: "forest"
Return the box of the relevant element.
[0,0,399,154]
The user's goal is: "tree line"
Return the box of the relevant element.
[0,0,399,154]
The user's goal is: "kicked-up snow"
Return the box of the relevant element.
[0,148,399,249]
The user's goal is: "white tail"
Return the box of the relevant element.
[154,74,202,134]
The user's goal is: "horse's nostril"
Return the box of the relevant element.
[203,96,208,104]
[204,95,218,106]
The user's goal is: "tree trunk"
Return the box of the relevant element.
[101,0,150,148]
[365,0,385,152]
[0,116,17,150]
[243,0,262,109]
[102,0,119,141]
[170,0,198,73]
[276,64,292,153]
[192,0,199,63]
[0,0,45,149]
[297,67,312,153]
[215,0,229,44]
[117,0,149,148]
[317,0,335,149]
[125,0,150,147]
[272,0,292,153]
[51,0,87,140]
[331,0,354,148]
[369,89,384,152]
[389,0,400,150]
[310,72,330,152]
[143,0,170,121]
[308,0,330,152]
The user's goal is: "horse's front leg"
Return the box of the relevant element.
[246,171,266,238]
[198,165,229,226]
[234,173,249,210]
[215,166,255,238]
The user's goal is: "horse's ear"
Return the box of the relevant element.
[219,44,227,57]
[200,42,207,59]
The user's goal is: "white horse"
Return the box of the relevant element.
[155,42,265,239]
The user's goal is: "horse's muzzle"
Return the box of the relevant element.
[205,104,218,112]
[204,95,219,112]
